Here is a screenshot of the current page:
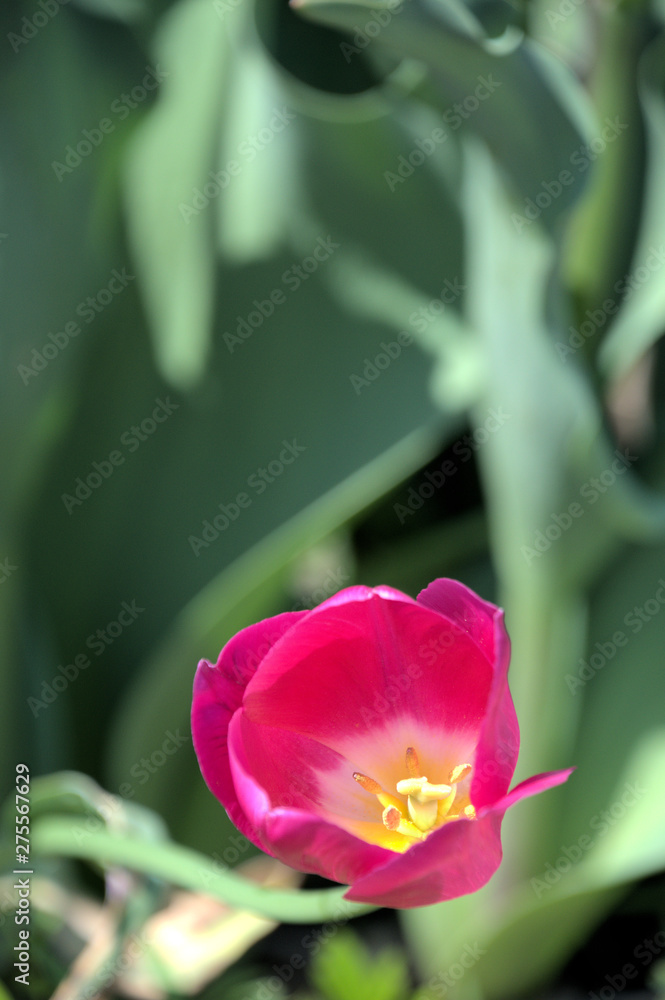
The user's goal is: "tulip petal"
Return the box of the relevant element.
[481,767,576,816]
[417,579,519,807]
[468,608,520,809]
[344,810,504,908]
[228,713,390,884]
[417,577,500,663]
[191,611,306,844]
[242,590,494,766]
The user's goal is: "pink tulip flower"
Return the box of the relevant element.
[192,579,573,908]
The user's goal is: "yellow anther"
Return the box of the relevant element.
[354,771,404,813]
[450,763,472,784]
[464,804,476,819]
[382,805,425,840]
[382,805,402,830]
[405,746,420,777]
[353,772,382,794]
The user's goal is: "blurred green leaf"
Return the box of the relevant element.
[295,0,588,224]
[309,929,410,1000]
[123,0,228,388]
[599,36,665,380]
[215,10,302,263]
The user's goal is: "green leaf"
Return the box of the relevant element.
[123,0,229,388]
[215,11,301,263]
[599,36,665,380]
[294,0,587,226]
[309,929,410,1000]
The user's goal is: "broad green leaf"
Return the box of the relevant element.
[599,36,665,380]
[562,6,650,312]
[561,536,665,845]
[123,0,228,388]
[294,0,588,226]
[71,0,147,22]
[324,252,483,411]
[215,9,302,263]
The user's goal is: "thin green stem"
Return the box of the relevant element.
[32,817,377,924]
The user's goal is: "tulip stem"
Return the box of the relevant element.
[31,817,377,924]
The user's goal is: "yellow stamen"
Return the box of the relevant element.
[353,772,382,794]
[450,763,472,784]
[351,751,477,851]
[354,772,403,813]
[382,805,425,840]
[382,805,401,830]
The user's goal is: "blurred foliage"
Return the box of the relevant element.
[2,0,665,995]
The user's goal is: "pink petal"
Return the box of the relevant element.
[264,809,391,886]
[228,713,389,884]
[481,767,576,816]
[242,589,494,759]
[468,608,519,810]
[417,579,519,806]
[344,810,504,908]
[191,611,306,845]
[417,578,500,663]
